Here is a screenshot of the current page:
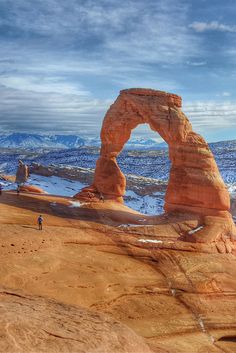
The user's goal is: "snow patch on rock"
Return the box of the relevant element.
[138,239,163,244]
[69,201,83,208]
[188,226,204,235]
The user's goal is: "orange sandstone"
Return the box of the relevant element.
[15,160,29,184]
[19,184,47,194]
[76,88,236,243]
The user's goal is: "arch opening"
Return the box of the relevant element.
[117,124,169,215]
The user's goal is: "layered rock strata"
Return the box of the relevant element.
[76,88,235,242]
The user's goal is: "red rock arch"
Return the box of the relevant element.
[80,88,231,217]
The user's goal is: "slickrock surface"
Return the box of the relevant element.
[0,191,235,352]
[0,288,152,353]
[76,88,235,244]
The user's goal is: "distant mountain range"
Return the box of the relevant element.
[0,133,167,150]
[0,133,234,152]
[0,133,85,149]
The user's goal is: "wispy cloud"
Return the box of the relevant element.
[0,0,200,89]
[0,0,198,135]
[222,92,231,97]
[0,76,89,95]
[0,0,235,141]
[186,60,207,66]
[1,80,235,138]
[0,0,199,65]
[189,21,236,33]
[0,84,110,134]
[183,101,236,131]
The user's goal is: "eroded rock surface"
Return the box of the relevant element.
[0,288,152,353]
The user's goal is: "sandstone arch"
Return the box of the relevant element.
[80,89,231,213]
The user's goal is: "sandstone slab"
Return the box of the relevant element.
[0,193,235,352]
[0,288,152,353]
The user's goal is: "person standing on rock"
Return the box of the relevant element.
[99,193,105,202]
[37,215,43,231]
[17,184,20,195]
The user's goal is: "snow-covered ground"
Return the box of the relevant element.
[228,183,236,195]
[124,190,164,215]
[1,173,236,217]
[0,174,165,215]
[29,175,85,196]
[0,175,84,197]
[0,138,235,216]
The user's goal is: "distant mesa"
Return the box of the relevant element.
[76,88,236,244]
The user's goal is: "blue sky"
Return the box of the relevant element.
[0,0,235,142]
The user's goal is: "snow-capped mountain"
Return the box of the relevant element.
[125,138,167,149]
[0,133,167,150]
[0,133,85,149]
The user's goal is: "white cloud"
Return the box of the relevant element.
[0,0,235,141]
[0,84,111,134]
[186,61,207,66]
[102,0,199,64]
[0,0,199,102]
[0,76,89,95]
[222,92,231,97]
[0,0,199,65]
[189,21,236,33]
[1,80,235,137]
[183,101,236,130]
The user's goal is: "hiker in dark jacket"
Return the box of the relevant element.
[37,215,43,230]
[99,193,105,202]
